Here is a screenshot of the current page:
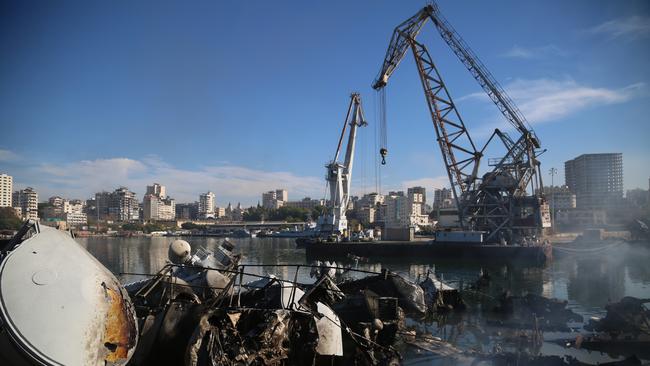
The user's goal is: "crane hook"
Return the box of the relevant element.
[380,148,388,165]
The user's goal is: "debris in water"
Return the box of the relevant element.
[489,292,583,331]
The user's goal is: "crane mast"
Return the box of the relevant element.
[373,3,549,243]
[317,93,367,237]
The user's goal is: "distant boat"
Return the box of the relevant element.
[229,229,253,238]
[266,226,319,238]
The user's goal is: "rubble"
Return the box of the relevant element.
[6,224,650,365]
[124,241,419,365]
[482,353,642,366]
[488,292,583,331]
[567,297,650,359]
[584,297,650,337]
[419,273,466,313]
[338,269,427,315]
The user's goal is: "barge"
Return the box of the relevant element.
[298,231,552,265]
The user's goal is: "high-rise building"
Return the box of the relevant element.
[284,197,326,210]
[107,187,139,221]
[95,191,111,220]
[262,189,286,210]
[355,192,384,210]
[68,199,84,214]
[384,190,429,228]
[544,186,577,211]
[13,187,38,220]
[143,195,161,221]
[407,186,426,214]
[0,173,13,207]
[143,183,175,221]
[275,189,288,202]
[215,207,226,218]
[43,196,65,219]
[199,192,215,218]
[433,188,454,209]
[358,207,376,226]
[143,194,157,220]
[157,198,175,220]
[146,183,166,199]
[64,212,88,228]
[262,191,276,209]
[176,202,199,220]
[42,196,87,226]
[626,189,649,208]
[565,153,623,209]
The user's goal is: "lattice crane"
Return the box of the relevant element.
[373,3,549,242]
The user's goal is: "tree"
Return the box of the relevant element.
[121,222,144,232]
[311,205,326,221]
[269,207,310,222]
[143,222,166,233]
[243,206,266,221]
[0,207,22,231]
[181,222,205,230]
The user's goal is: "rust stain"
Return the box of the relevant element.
[103,286,137,363]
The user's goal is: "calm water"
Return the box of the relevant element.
[79,236,650,365]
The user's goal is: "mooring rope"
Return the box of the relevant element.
[552,240,625,254]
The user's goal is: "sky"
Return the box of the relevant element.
[1,0,649,206]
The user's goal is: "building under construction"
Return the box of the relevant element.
[565,153,624,209]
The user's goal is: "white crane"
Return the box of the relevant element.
[317,93,367,237]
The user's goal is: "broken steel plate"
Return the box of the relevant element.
[0,224,138,366]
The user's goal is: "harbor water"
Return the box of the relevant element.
[80,236,650,365]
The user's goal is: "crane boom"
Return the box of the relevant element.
[374,4,539,148]
[428,4,540,147]
[318,93,367,237]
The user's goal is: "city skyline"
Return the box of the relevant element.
[1,1,649,206]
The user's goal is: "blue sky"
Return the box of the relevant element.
[1,0,649,206]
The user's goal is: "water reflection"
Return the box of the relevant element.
[78,237,650,364]
[79,237,650,308]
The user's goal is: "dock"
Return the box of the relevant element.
[300,239,552,265]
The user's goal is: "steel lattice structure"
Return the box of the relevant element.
[373,3,549,242]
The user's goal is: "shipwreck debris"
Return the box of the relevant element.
[488,292,582,331]
[0,221,138,366]
[123,240,417,365]
[419,272,466,313]
[566,297,650,359]
[338,269,427,315]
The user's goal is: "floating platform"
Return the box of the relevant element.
[299,239,552,265]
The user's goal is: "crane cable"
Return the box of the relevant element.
[373,91,379,194]
[379,87,388,165]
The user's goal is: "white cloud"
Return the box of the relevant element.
[507,79,644,123]
[459,78,645,127]
[0,149,21,163]
[29,157,323,206]
[501,44,566,59]
[587,15,650,40]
